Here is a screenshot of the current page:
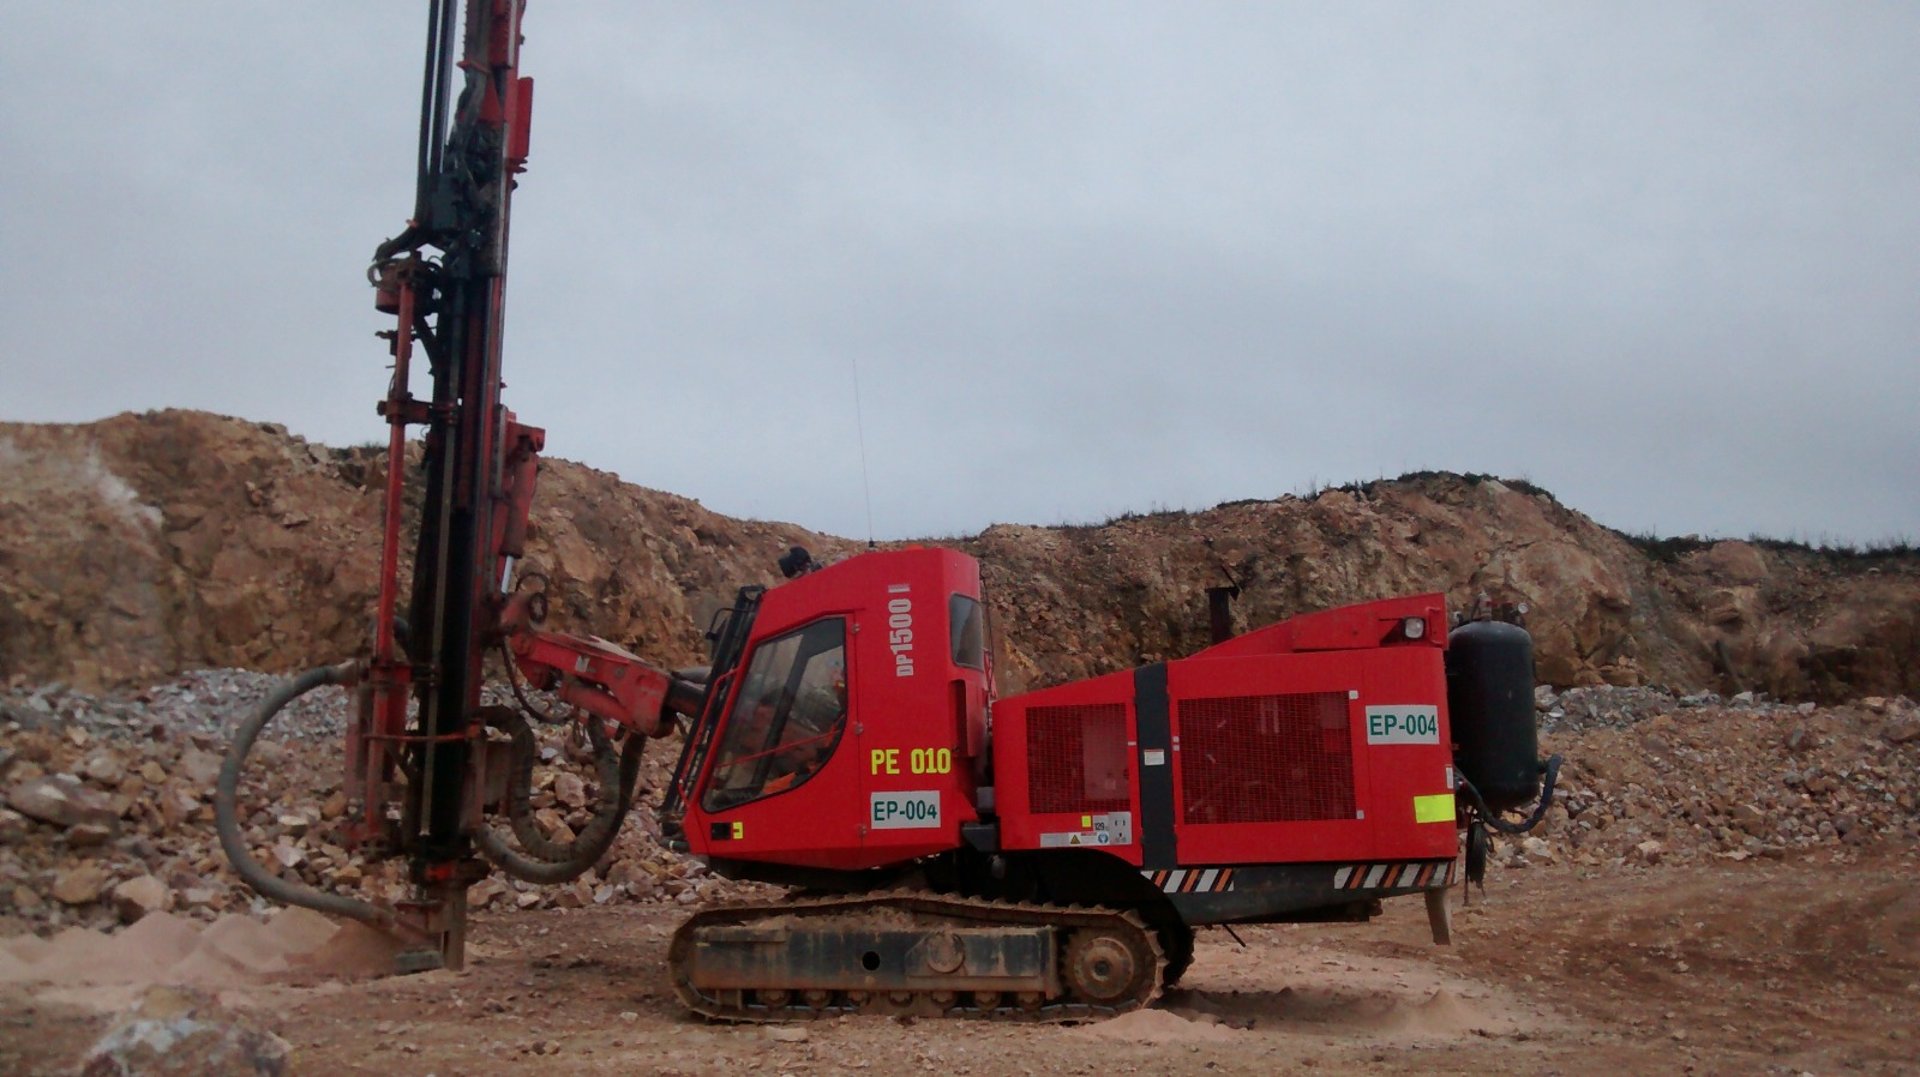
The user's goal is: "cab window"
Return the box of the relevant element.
[949,594,984,670]
[703,618,848,812]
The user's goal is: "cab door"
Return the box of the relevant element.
[691,616,870,868]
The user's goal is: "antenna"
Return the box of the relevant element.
[850,356,877,548]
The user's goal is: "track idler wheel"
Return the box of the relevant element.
[1063,927,1154,1004]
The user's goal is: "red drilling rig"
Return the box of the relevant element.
[219,0,1556,1018]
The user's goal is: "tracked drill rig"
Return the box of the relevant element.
[220,1,1558,1016]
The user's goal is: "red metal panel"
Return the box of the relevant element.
[994,669,1144,867]
[1177,690,1353,824]
[1167,645,1456,865]
[1193,593,1447,659]
[1025,702,1130,815]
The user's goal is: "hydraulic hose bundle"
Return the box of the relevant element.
[1458,753,1564,835]
[216,659,645,933]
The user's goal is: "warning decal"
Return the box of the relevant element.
[1038,811,1134,848]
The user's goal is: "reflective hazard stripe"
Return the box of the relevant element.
[1332,860,1456,890]
[1139,868,1237,893]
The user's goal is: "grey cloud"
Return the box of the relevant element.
[2,2,1914,544]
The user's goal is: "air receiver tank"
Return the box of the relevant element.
[1445,619,1540,811]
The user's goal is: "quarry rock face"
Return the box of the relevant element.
[0,410,1915,701]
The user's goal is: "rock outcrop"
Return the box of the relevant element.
[1,410,1915,701]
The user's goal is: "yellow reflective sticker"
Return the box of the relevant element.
[730,821,744,839]
[1413,794,1454,824]
[1081,814,1093,827]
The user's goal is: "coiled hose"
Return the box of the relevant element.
[216,662,402,932]
[222,661,644,911]
[1456,753,1565,835]
[485,706,624,863]
[474,722,645,883]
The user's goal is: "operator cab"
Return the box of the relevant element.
[666,547,992,881]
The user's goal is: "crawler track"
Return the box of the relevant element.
[668,891,1165,1023]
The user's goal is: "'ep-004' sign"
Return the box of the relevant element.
[1365,705,1440,745]
[870,790,941,830]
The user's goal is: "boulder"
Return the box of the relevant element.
[66,822,115,847]
[112,874,174,922]
[7,775,118,830]
[0,808,30,844]
[176,748,224,787]
[78,985,291,1076]
[54,865,112,905]
[83,751,128,786]
[552,772,588,809]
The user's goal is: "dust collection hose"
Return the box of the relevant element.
[216,662,402,933]
[1457,753,1565,835]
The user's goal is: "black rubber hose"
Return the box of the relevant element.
[216,663,401,932]
[568,728,647,855]
[499,641,569,725]
[491,709,621,863]
[1457,754,1564,835]
[481,706,553,857]
[665,673,708,725]
[475,731,645,884]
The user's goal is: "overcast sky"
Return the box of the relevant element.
[3,3,1915,545]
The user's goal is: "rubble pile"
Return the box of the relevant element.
[0,671,768,935]
[1508,687,1920,871]
[1537,683,1815,734]
[3,669,1916,942]
[2,905,401,991]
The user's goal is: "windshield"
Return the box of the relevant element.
[702,618,848,812]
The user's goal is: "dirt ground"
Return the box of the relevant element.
[3,849,1915,1076]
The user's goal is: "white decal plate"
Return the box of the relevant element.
[870,790,941,829]
[1365,705,1441,745]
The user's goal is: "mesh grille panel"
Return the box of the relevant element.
[1178,691,1354,824]
[1026,703,1131,814]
